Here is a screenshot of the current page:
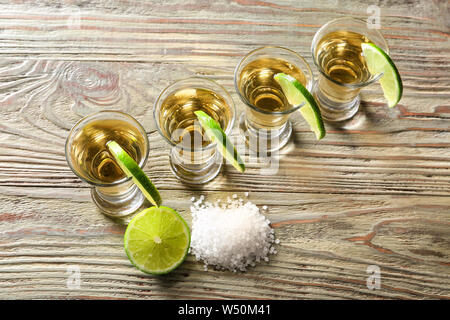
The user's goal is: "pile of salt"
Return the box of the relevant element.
[189,195,278,272]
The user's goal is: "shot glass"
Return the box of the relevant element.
[65,110,149,217]
[153,77,235,184]
[234,46,313,153]
[311,17,389,122]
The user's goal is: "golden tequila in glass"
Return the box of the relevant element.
[311,18,389,122]
[65,111,149,216]
[235,46,313,152]
[154,78,235,184]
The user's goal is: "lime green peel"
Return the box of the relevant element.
[106,140,162,207]
[361,42,403,108]
[194,110,245,173]
[274,73,326,140]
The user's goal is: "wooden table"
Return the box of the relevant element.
[0,0,448,300]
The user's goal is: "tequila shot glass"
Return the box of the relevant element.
[311,17,389,122]
[65,110,149,217]
[154,77,235,184]
[234,46,313,153]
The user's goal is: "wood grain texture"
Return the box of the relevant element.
[0,0,449,299]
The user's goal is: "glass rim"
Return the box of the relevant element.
[65,110,150,188]
[311,17,389,89]
[234,45,313,115]
[153,76,236,152]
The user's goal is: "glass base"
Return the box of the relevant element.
[91,184,144,217]
[239,113,292,153]
[313,82,360,122]
[169,150,222,185]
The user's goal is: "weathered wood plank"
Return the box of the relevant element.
[0,189,448,299]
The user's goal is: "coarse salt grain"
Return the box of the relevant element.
[189,197,278,272]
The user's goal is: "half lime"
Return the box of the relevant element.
[106,140,162,207]
[361,42,403,108]
[274,73,326,140]
[124,206,191,275]
[194,110,245,173]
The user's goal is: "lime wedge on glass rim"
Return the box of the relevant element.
[274,73,326,140]
[124,206,190,275]
[361,42,403,108]
[106,140,162,207]
[194,110,245,173]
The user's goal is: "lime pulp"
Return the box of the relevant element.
[124,206,190,275]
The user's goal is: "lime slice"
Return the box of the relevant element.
[194,110,245,173]
[274,73,326,140]
[124,206,190,275]
[106,140,162,207]
[361,42,403,108]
